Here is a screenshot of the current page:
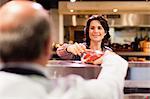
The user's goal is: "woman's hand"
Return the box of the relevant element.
[92,56,104,65]
[93,50,114,65]
[81,50,104,64]
[66,42,86,56]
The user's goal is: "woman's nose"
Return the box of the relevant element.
[93,28,99,33]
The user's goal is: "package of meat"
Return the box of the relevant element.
[81,50,104,64]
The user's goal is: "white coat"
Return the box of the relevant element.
[0,51,128,99]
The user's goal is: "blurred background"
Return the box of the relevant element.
[33,0,150,62]
[1,0,149,61]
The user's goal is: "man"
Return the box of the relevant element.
[0,1,52,99]
[0,1,128,99]
[0,0,10,7]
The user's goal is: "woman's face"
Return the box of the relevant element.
[89,20,106,42]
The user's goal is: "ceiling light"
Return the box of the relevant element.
[72,15,77,26]
[113,8,118,13]
[70,0,76,2]
[70,10,74,12]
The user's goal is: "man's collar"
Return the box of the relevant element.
[0,62,49,78]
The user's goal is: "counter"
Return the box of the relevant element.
[47,60,150,94]
[125,61,150,94]
[126,61,150,80]
[47,60,150,80]
[46,60,101,79]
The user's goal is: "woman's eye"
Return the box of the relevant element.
[98,26,101,29]
[90,27,94,30]
[90,26,102,30]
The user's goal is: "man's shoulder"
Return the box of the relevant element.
[0,71,38,86]
[0,72,48,98]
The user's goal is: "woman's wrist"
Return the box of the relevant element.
[65,44,72,53]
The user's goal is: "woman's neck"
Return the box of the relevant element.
[90,41,102,51]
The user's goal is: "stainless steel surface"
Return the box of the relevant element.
[46,60,101,79]
[64,14,150,27]
[125,80,150,88]
[47,60,150,95]
[108,14,150,27]
[126,63,150,81]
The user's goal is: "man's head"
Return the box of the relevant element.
[0,1,51,65]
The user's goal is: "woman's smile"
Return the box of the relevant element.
[89,20,105,42]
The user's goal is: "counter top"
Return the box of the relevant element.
[47,60,150,79]
[47,60,100,67]
[47,60,150,94]
[48,60,150,67]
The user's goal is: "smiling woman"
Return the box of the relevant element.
[89,20,106,47]
[56,15,112,62]
[84,15,111,51]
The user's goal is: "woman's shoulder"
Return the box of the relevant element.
[104,46,113,52]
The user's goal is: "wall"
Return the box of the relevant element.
[110,27,150,44]
[50,9,60,43]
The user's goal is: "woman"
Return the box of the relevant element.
[56,15,128,99]
[56,15,111,64]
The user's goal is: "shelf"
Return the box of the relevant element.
[125,80,150,88]
[128,62,150,67]
[116,52,150,56]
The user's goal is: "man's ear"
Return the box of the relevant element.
[44,37,52,58]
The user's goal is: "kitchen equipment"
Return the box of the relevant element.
[143,41,150,52]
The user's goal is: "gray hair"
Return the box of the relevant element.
[0,11,51,62]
